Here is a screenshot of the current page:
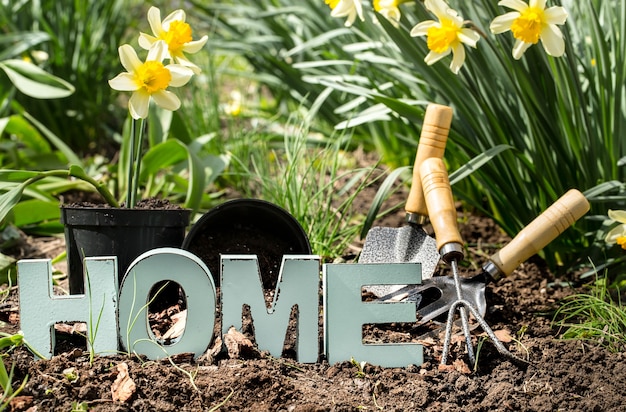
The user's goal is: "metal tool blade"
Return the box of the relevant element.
[360,225,440,297]
[376,274,487,324]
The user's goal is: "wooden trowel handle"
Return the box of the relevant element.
[487,189,590,280]
[405,104,453,221]
[420,157,463,258]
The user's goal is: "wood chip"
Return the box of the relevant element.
[9,395,33,410]
[223,326,258,359]
[54,322,87,335]
[437,359,471,374]
[111,362,136,403]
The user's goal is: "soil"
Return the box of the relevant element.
[2,174,626,411]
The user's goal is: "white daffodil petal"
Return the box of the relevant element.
[119,44,142,73]
[183,36,208,54]
[129,91,151,119]
[450,43,466,74]
[512,39,532,59]
[108,73,138,91]
[147,7,164,36]
[410,20,436,37]
[147,40,168,62]
[605,225,626,244]
[544,6,568,25]
[426,0,451,21]
[459,28,480,48]
[353,0,365,21]
[608,210,626,224]
[530,0,546,10]
[152,90,181,111]
[490,12,519,34]
[162,9,186,29]
[172,56,202,74]
[424,49,449,65]
[540,24,565,57]
[499,0,529,12]
[167,64,195,86]
[138,33,158,50]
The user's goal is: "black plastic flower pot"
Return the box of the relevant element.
[61,206,191,295]
[182,199,311,289]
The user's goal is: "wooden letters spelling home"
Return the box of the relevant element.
[18,248,423,367]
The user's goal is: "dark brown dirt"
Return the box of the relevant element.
[2,178,626,411]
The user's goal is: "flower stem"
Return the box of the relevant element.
[130,118,146,208]
[127,119,137,208]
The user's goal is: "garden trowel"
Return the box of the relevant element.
[379,189,590,324]
[359,103,452,297]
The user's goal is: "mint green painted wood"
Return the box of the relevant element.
[17,257,119,359]
[323,263,423,367]
[117,248,216,360]
[221,255,320,363]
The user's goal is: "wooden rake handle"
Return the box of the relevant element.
[420,157,463,262]
[405,104,453,222]
[488,189,590,280]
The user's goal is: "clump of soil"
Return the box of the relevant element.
[2,210,626,411]
[64,198,184,210]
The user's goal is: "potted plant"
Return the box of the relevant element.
[0,6,208,294]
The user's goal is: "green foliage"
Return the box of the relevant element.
[190,0,411,159]
[198,0,626,272]
[114,105,229,213]
[555,273,626,352]
[0,0,137,149]
[229,113,380,260]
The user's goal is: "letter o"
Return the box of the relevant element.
[118,248,216,359]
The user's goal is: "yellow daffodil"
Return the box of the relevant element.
[373,0,404,26]
[325,0,364,27]
[490,0,568,60]
[108,41,194,120]
[605,210,626,250]
[139,6,208,74]
[410,0,480,74]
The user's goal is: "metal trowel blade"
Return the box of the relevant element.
[359,225,440,298]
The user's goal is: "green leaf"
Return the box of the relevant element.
[3,114,51,154]
[372,96,427,123]
[0,117,8,134]
[0,31,50,60]
[140,140,188,178]
[0,252,16,285]
[0,184,27,224]
[140,139,207,213]
[0,59,74,99]
[584,181,625,200]
[0,170,43,182]
[360,166,411,239]
[20,111,82,166]
[12,199,60,228]
[449,145,514,185]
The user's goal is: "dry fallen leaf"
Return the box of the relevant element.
[162,309,187,340]
[493,329,514,343]
[111,362,136,402]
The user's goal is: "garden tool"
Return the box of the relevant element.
[359,103,452,297]
[420,157,476,365]
[379,188,590,327]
